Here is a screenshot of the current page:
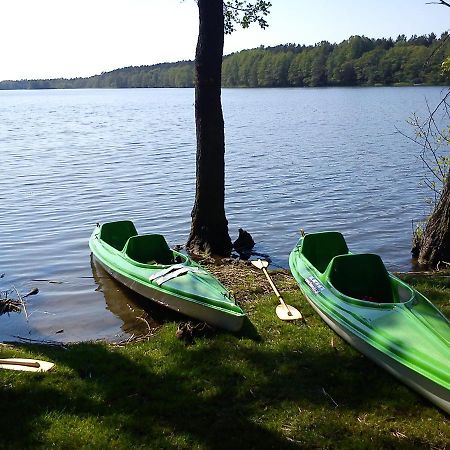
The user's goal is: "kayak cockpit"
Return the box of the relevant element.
[124,234,185,266]
[300,231,349,273]
[299,232,414,304]
[326,253,394,303]
[99,220,137,251]
[97,220,186,266]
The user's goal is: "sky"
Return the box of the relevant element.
[0,0,449,82]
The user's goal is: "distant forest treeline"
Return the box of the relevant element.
[1,34,449,90]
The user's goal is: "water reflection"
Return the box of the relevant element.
[90,255,179,339]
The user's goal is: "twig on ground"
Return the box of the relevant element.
[436,261,450,271]
[395,271,450,277]
[331,336,337,351]
[322,387,339,408]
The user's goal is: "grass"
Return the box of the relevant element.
[0,264,449,449]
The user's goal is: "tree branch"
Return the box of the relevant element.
[426,0,450,7]
[223,1,271,34]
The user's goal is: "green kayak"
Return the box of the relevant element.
[289,231,450,413]
[89,220,245,331]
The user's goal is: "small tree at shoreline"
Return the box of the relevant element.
[407,1,450,267]
[409,70,450,267]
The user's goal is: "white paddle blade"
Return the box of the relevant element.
[276,304,302,321]
[251,259,269,269]
[0,358,55,372]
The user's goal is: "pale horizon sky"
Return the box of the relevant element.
[1,0,449,82]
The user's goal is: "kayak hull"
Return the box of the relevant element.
[89,221,245,332]
[93,254,245,332]
[307,296,450,413]
[289,231,450,414]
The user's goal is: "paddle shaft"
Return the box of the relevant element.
[260,266,292,315]
[0,359,40,368]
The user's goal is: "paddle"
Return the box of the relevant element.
[251,259,302,321]
[0,359,40,368]
[0,358,54,372]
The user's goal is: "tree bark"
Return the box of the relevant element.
[186,0,232,256]
[417,169,450,267]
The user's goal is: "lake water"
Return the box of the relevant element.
[0,86,444,342]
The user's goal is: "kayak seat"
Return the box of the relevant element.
[100,220,138,251]
[124,234,174,265]
[327,254,393,303]
[301,232,349,273]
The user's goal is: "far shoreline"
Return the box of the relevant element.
[1,83,449,93]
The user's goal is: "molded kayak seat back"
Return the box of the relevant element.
[301,232,349,273]
[100,220,138,251]
[327,254,393,303]
[125,234,174,265]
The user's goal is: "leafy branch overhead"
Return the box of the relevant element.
[224,1,272,34]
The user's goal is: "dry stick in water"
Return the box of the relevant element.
[23,287,39,298]
[12,335,66,347]
[12,286,29,322]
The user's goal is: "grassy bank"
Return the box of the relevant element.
[0,264,449,449]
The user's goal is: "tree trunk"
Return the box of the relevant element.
[417,169,450,267]
[186,0,232,256]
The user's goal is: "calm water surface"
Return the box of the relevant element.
[0,87,443,342]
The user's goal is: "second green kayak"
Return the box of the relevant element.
[89,220,245,331]
[289,231,450,414]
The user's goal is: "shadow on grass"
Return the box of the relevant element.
[0,330,435,449]
[237,316,262,341]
